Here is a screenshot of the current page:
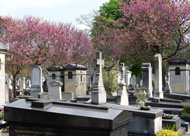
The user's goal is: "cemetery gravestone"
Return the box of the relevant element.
[140,80,143,87]
[0,42,9,106]
[5,74,9,105]
[62,92,73,101]
[154,54,163,98]
[21,77,26,90]
[30,66,43,98]
[49,81,62,100]
[168,58,189,94]
[38,92,50,99]
[141,63,153,97]
[165,69,172,93]
[91,52,107,105]
[125,70,132,87]
[117,63,129,106]
[4,99,132,136]
[26,79,31,88]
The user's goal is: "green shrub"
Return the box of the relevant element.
[0,111,4,120]
[156,129,180,136]
[103,69,119,93]
[135,87,146,92]
[134,87,146,104]
[183,105,190,116]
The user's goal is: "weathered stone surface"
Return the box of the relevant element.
[154,54,163,98]
[117,63,129,106]
[91,52,106,105]
[49,81,63,99]
[30,66,43,98]
[5,99,132,136]
[141,63,153,97]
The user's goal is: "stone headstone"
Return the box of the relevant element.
[26,79,31,88]
[168,58,189,94]
[91,52,106,105]
[43,80,48,92]
[165,69,172,93]
[154,54,163,98]
[49,81,62,100]
[30,66,43,98]
[125,70,132,86]
[140,80,143,87]
[129,75,136,89]
[142,63,153,97]
[117,63,129,105]
[20,77,26,90]
[5,74,9,105]
[62,92,74,101]
[38,92,50,99]
[0,42,9,106]
[5,99,132,136]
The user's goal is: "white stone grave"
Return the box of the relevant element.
[117,63,129,105]
[20,77,26,90]
[0,42,9,106]
[49,81,62,99]
[154,54,163,98]
[125,70,132,86]
[30,66,43,98]
[91,52,106,105]
[141,63,153,97]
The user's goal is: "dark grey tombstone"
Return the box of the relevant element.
[4,99,132,136]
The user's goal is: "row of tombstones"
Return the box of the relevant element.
[7,53,164,104]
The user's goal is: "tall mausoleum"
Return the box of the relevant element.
[168,58,190,94]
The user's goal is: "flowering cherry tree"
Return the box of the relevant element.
[117,0,190,63]
[2,16,94,97]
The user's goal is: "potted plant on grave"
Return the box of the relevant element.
[182,105,190,116]
[134,87,150,110]
[179,105,190,123]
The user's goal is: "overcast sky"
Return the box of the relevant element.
[0,0,109,29]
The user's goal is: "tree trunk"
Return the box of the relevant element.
[12,75,16,98]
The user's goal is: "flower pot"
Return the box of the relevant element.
[140,106,150,110]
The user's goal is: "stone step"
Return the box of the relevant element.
[181,119,189,132]
[185,128,190,136]
[178,127,186,136]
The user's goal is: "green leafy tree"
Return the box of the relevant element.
[103,69,119,93]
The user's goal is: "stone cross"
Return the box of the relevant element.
[91,52,106,105]
[117,63,128,106]
[92,52,104,86]
[119,63,126,83]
